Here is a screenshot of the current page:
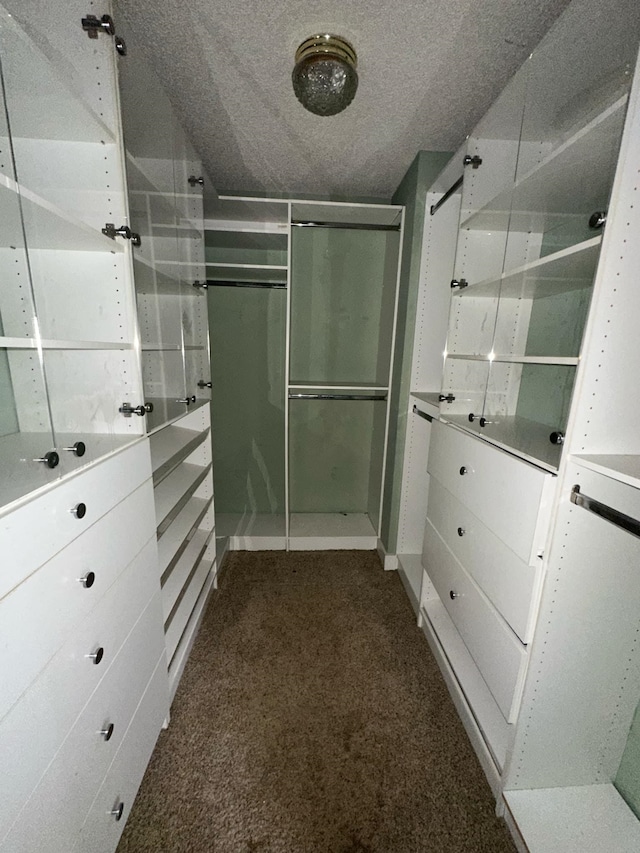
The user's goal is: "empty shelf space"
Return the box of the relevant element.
[463,96,628,232]
[458,238,602,299]
[504,785,640,853]
[288,513,378,550]
[150,425,210,484]
[205,264,288,284]
[291,200,403,228]
[162,528,212,622]
[158,496,212,573]
[0,173,123,253]
[154,462,212,532]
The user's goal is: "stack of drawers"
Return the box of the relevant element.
[0,441,169,853]
[421,421,554,754]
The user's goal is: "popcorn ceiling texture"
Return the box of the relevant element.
[117,0,571,200]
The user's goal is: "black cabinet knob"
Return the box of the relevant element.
[197,381,212,389]
[589,211,607,229]
[87,647,104,665]
[71,502,87,519]
[457,527,465,537]
[459,466,467,475]
[549,431,565,445]
[468,413,476,422]
[35,450,59,469]
[449,590,460,600]
[79,571,95,589]
[110,802,124,821]
[100,722,115,742]
[64,441,86,457]
[188,175,204,187]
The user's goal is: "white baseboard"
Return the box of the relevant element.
[377,539,398,570]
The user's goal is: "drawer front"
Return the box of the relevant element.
[423,518,527,722]
[0,440,152,599]
[73,657,169,853]
[1,596,166,853]
[426,478,539,642]
[0,538,159,842]
[428,420,553,562]
[0,480,156,722]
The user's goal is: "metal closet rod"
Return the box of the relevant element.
[430,175,463,216]
[291,220,401,232]
[570,485,640,538]
[289,393,388,401]
[206,280,286,290]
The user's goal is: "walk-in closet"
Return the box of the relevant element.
[206,197,403,552]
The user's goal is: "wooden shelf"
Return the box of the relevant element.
[150,425,209,484]
[462,96,628,233]
[0,173,122,253]
[504,785,640,853]
[458,238,602,299]
[162,528,212,622]
[158,496,212,574]
[154,461,212,532]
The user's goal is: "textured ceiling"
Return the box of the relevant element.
[119,0,572,200]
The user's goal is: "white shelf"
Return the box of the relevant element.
[145,397,210,436]
[572,454,640,491]
[154,462,212,531]
[441,414,562,472]
[463,96,628,232]
[206,262,287,270]
[158,496,212,574]
[150,425,209,484]
[504,785,640,853]
[447,354,579,366]
[288,382,389,392]
[0,173,122,253]
[458,238,602,299]
[290,200,403,228]
[162,528,212,622]
[411,392,442,419]
[164,550,213,663]
[288,513,378,549]
[0,338,133,350]
[421,599,510,770]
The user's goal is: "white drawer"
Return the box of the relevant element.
[428,420,553,563]
[0,538,158,842]
[1,595,166,853]
[0,440,152,599]
[0,480,156,722]
[426,478,540,643]
[73,657,169,853]
[423,518,527,722]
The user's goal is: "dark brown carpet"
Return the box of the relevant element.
[117,551,517,853]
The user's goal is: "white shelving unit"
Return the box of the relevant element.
[391,1,640,849]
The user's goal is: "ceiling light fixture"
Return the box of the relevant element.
[292,34,358,117]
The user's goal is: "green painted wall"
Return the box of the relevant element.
[208,286,286,515]
[380,150,452,553]
[616,698,640,818]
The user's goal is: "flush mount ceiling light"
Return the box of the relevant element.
[292,34,358,117]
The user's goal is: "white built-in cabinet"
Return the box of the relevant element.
[0,2,216,850]
[395,0,640,848]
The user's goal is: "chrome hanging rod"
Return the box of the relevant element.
[291,220,400,232]
[570,485,640,538]
[430,175,463,216]
[206,280,286,290]
[289,393,388,401]
[412,404,433,422]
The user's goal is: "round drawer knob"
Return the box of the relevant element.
[87,646,104,665]
[449,590,460,600]
[549,431,565,445]
[64,441,86,457]
[71,502,87,519]
[468,413,476,422]
[110,802,124,821]
[100,722,115,742]
[35,450,59,469]
[78,571,95,589]
[457,527,465,537]
[459,466,467,476]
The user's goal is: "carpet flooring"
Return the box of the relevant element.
[117,550,517,853]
